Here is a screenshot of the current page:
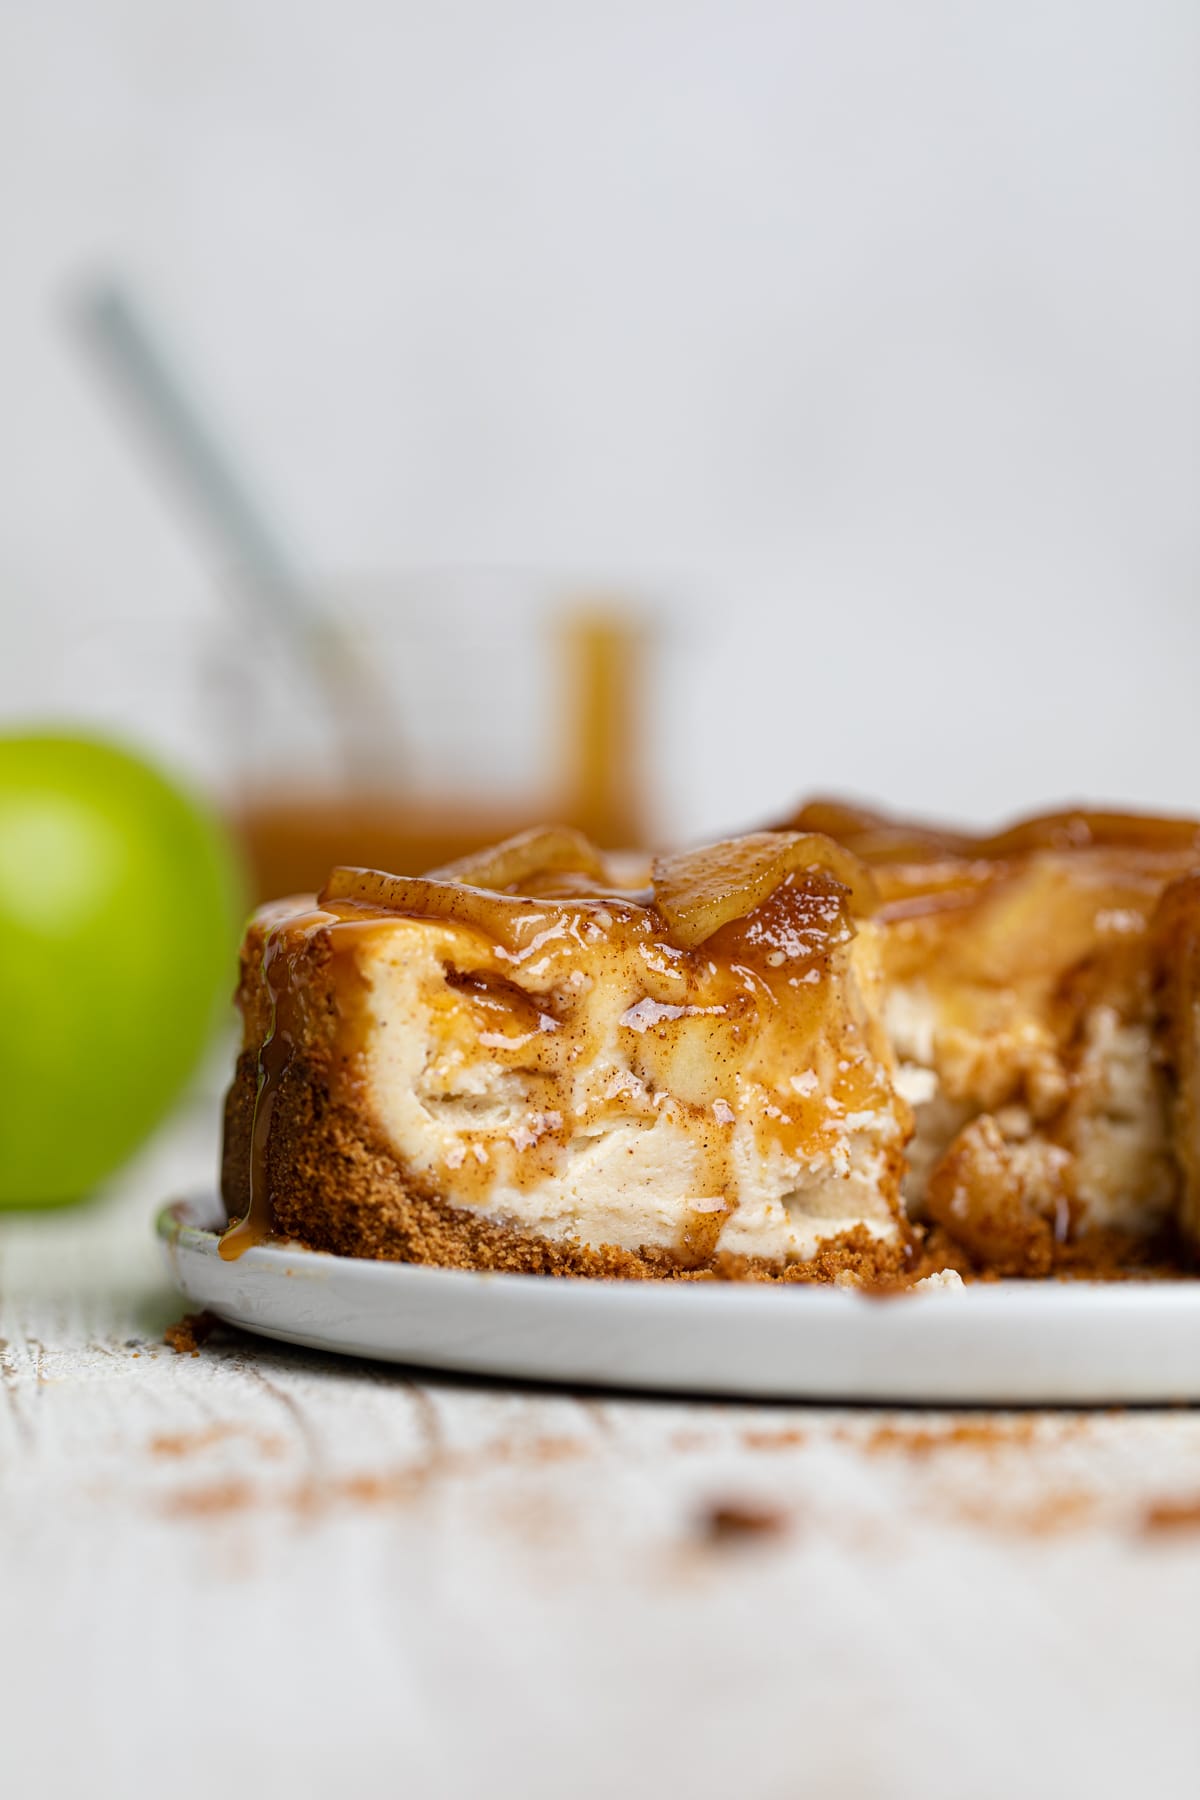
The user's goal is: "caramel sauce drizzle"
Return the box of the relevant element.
[219,905,376,1260]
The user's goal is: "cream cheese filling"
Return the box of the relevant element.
[357,916,902,1264]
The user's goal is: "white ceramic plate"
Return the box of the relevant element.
[158,1194,1200,1403]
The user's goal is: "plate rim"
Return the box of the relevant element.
[156,1187,1200,1397]
[156,1192,1200,1320]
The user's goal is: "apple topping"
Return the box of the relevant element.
[321,827,613,924]
[321,866,458,914]
[651,832,877,950]
[428,825,609,891]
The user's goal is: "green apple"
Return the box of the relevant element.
[0,733,244,1206]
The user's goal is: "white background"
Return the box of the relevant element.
[1,1,1197,839]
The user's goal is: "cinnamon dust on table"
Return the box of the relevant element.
[740,1427,808,1452]
[162,1477,257,1520]
[163,1311,218,1356]
[155,1432,592,1525]
[852,1417,1042,1458]
[149,1422,287,1460]
[159,1470,420,1523]
[948,1489,1099,1538]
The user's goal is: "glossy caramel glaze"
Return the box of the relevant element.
[787,798,1200,1071]
[218,902,375,1260]
[220,829,907,1267]
[785,798,1200,865]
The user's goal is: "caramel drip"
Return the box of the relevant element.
[219,906,374,1260]
[219,926,295,1260]
[679,1193,735,1269]
[664,1065,740,1270]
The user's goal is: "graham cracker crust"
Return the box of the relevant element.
[221,1050,914,1285]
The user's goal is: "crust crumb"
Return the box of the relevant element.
[925,1117,1055,1276]
[699,1499,790,1545]
[163,1311,218,1356]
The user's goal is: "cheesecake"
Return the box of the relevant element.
[220,827,914,1280]
[220,807,1200,1282]
[784,800,1200,1274]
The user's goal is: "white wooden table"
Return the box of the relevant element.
[4,1083,1200,1799]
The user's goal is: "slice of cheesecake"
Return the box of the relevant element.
[221,828,915,1281]
[785,800,1200,1274]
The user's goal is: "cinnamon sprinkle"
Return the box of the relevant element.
[163,1478,256,1519]
[1141,1496,1200,1535]
[157,1432,591,1524]
[149,1423,287,1460]
[740,1428,808,1452]
[854,1418,1041,1457]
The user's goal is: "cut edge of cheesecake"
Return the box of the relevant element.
[784,797,1200,1279]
